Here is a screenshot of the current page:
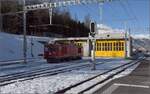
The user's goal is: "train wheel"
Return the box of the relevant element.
[47,59,52,63]
[77,56,82,60]
[47,58,58,63]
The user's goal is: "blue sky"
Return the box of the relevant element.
[60,0,150,37]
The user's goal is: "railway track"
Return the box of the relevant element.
[0,60,104,87]
[0,58,42,66]
[54,58,145,94]
[0,59,47,74]
[0,59,88,78]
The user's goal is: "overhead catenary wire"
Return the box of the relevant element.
[118,0,137,30]
[125,0,141,30]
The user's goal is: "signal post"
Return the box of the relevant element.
[90,22,96,70]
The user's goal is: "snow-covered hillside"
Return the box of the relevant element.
[0,32,50,61]
[133,38,150,51]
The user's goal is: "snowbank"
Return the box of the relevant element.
[0,32,50,61]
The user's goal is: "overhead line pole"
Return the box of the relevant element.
[149,0,150,40]
[124,21,128,58]
[49,8,53,25]
[0,1,2,32]
[23,0,27,64]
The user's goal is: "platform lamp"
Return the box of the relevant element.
[90,22,96,70]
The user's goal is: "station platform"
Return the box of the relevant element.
[98,57,150,94]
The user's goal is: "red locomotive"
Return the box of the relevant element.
[44,42,83,63]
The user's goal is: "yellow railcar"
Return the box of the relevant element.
[95,40,125,58]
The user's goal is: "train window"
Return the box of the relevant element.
[117,42,119,51]
[96,43,98,51]
[113,42,116,51]
[62,46,67,53]
[98,43,100,51]
[100,43,101,51]
[120,42,122,51]
[44,47,48,52]
[104,42,105,51]
[107,43,109,51]
[110,43,112,51]
[118,42,121,51]
[108,43,110,51]
[122,42,124,51]
[106,43,108,51]
[48,46,55,52]
[109,43,111,51]
[122,42,124,46]
[78,48,82,53]
[96,43,97,51]
[98,43,99,51]
[102,43,105,51]
[116,42,117,51]
[102,42,104,51]
[105,43,107,51]
[118,42,120,51]
[103,43,105,51]
[116,42,118,51]
[78,43,80,46]
[107,43,108,51]
[97,43,99,51]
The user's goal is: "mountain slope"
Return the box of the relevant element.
[132,38,150,51]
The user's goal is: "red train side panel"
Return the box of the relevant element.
[44,43,83,63]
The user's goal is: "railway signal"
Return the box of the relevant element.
[90,22,96,37]
[90,22,96,70]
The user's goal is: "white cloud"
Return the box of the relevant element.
[96,24,126,34]
[132,34,150,39]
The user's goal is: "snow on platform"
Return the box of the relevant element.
[0,59,139,94]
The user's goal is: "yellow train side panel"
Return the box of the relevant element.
[95,51,125,58]
[95,40,125,58]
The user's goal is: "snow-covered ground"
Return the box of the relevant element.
[0,32,141,94]
[0,32,50,61]
[0,59,139,94]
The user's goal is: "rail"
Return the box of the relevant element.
[0,60,97,87]
[55,58,145,94]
